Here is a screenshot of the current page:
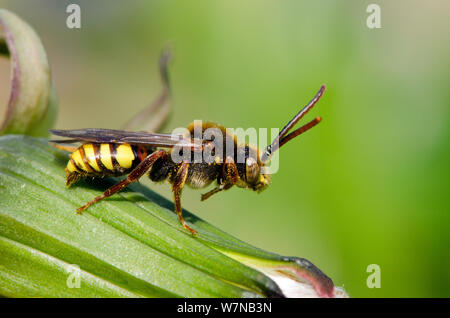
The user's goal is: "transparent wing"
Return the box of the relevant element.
[49,128,203,150]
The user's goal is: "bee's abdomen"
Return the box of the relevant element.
[66,143,148,186]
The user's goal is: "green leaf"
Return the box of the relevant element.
[0,237,142,298]
[0,9,345,298]
[0,135,345,298]
[0,9,57,137]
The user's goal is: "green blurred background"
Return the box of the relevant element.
[1,0,449,297]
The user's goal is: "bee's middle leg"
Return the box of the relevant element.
[172,161,197,236]
[76,150,167,213]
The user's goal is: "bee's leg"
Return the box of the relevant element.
[201,184,225,201]
[121,48,172,133]
[172,161,197,236]
[66,171,82,187]
[223,156,240,186]
[76,150,167,213]
[51,143,78,153]
[201,156,239,201]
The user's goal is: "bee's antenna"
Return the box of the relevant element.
[261,85,325,163]
[278,116,321,148]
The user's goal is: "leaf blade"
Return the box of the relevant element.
[0,236,144,298]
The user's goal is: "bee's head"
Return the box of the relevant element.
[244,155,271,192]
[239,85,325,193]
[234,145,270,192]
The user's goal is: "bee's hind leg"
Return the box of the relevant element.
[51,143,78,153]
[66,171,82,187]
[76,150,166,213]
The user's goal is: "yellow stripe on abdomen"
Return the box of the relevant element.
[71,149,89,172]
[83,144,101,172]
[115,144,135,169]
[100,144,114,171]
[66,159,78,173]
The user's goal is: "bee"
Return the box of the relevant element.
[49,85,325,236]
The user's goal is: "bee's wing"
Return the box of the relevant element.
[49,128,203,149]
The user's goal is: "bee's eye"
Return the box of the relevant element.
[245,157,260,184]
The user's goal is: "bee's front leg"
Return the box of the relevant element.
[201,184,224,201]
[223,156,240,186]
[201,156,239,201]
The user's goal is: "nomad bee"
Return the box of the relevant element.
[50,50,325,235]
[50,85,325,235]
